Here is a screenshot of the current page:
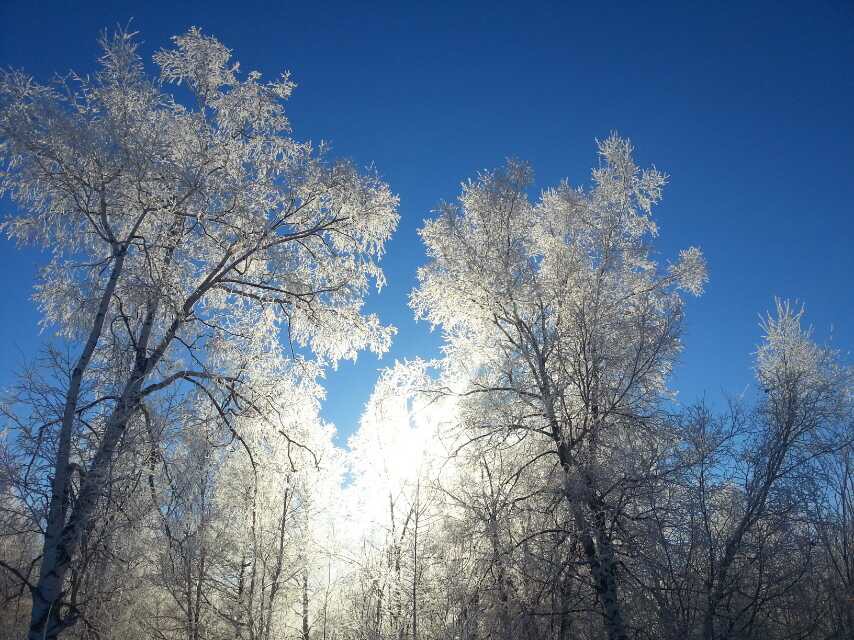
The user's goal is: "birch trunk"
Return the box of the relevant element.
[28,248,127,640]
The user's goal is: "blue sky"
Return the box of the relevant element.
[1,1,852,444]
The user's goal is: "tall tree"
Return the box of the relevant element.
[412,136,706,640]
[0,27,398,639]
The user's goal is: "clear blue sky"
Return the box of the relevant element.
[1,1,852,444]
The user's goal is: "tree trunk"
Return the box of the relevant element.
[302,570,310,640]
[558,442,628,640]
[571,510,627,640]
[412,480,419,640]
[29,384,140,639]
[28,248,127,639]
[557,566,575,640]
[586,531,628,640]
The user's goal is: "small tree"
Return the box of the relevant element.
[0,27,398,639]
[699,301,852,640]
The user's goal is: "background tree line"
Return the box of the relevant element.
[0,28,851,640]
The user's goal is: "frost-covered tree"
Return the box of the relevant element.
[133,386,344,640]
[344,362,447,640]
[334,298,851,640]
[813,443,854,638]
[0,27,397,639]
[411,136,706,640]
[696,301,852,640]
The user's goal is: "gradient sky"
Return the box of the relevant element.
[1,1,852,444]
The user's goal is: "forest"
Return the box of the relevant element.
[0,27,851,640]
